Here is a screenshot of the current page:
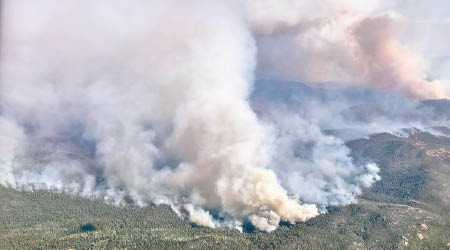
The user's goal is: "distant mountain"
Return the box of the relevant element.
[341,99,450,123]
[422,99,450,119]
[252,80,450,136]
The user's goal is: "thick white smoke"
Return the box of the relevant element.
[0,118,25,187]
[2,0,445,231]
[265,109,381,206]
[0,0,322,231]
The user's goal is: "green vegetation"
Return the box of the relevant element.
[1,130,449,249]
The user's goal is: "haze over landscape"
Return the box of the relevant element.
[0,1,449,249]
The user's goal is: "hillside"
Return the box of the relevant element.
[1,129,449,249]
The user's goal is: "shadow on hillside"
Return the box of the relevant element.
[80,223,96,232]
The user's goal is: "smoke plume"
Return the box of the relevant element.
[0,0,447,231]
[250,0,448,99]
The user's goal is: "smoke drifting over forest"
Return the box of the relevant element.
[0,0,448,231]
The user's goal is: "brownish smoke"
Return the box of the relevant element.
[353,13,447,99]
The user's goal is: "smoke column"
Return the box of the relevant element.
[0,0,446,231]
[249,0,448,99]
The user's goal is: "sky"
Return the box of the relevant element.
[390,0,450,87]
